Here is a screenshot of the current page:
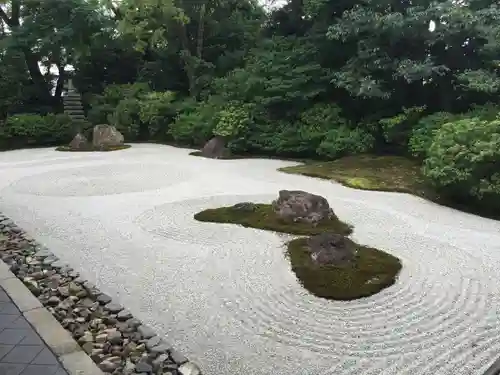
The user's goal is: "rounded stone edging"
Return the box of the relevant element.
[0,214,202,375]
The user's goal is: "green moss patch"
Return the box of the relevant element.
[279,155,432,198]
[194,202,401,300]
[194,203,353,236]
[55,144,131,152]
[189,150,244,160]
[288,237,401,300]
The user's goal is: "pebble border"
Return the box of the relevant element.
[0,213,202,375]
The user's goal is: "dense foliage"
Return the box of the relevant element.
[1,0,500,212]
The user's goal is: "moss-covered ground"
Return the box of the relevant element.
[194,203,401,300]
[55,144,131,152]
[279,155,434,199]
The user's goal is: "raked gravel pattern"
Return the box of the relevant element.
[0,144,500,375]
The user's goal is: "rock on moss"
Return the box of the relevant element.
[194,203,352,236]
[288,237,401,300]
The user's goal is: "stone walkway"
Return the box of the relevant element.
[1,144,500,375]
[0,286,68,375]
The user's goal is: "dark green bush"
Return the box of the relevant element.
[408,112,458,159]
[423,117,500,210]
[317,125,375,159]
[378,106,426,149]
[108,98,142,140]
[139,91,177,140]
[169,98,220,146]
[0,113,74,149]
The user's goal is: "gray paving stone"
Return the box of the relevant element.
[0,363,26,375]
[18,331,44,346]
[0,289,10,302]
[0,329,29,345]
[0,315,20,330]
[20,364,60,375]
[1,345,44,364]
[10,316,32,330]
[0,344,14,359]
[0,302,21,315]
[32,348,58,366]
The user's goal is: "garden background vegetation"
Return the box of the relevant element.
[1,0,500,216]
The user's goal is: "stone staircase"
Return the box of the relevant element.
[63,91,86,123]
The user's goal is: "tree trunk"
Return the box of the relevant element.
[1,3,53,106]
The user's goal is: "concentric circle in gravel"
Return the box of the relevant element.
[7,163,193,197]
[136,194,500,375]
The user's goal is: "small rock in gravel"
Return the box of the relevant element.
[108,331,123,345]
[68,282,83,295]
[145,336,161,350]
[57,286,70,298]
[97,293,112,305]
[169,349,188,365]
[99,359,121,372]
[138,325,156,339]
[35,249,53,258]
[50,260,65,269]
[96,333,108,343]
[127,318,142,329]
[117,309,133,321]
[152,354,169,371]
[105,303,123,313]
[135,360,153,373]
[78,331,94,344]
[43,256,57,265]
[47,296,61,306]
[151,343,171,355]
[178,362,201,375]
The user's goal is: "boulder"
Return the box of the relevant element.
[306,233,355,266]
[201,136,226,159]
[68,133,89,150]
[92,124,124,148]
[272,190,335,224]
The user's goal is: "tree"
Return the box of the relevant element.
[0,0,107,109]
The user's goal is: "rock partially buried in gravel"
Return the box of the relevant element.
[179,362,202,375]
[138,325,156,339]
[104,302,123,313]
[170,349,188,365]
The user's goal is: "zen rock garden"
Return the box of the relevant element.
[195,189,402,300]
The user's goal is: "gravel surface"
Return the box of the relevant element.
[1,144,500,375]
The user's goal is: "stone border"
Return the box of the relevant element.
[0,214,201,375]
[484,358,500,375]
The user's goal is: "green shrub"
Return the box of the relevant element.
[423,117,500,210]
[379,106,426,148]
[213,104,251,138]
[408,112,458,159]
[273,104,346,156]
[317,125,375,159]
[467,103,500,120]
[139,91,177,140]
[169,98,220,146]
[108,98,142,140]
[0,113,74,149]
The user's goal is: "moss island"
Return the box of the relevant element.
[56,144,131,152]
[194,200,402,301]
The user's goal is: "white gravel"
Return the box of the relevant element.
[1,143,500,375]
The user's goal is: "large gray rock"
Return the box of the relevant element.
[92,124,124,148]
[306,233,355,266]
[201,136,226,159]
[272,190,335,224]
[68,133,89,150]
